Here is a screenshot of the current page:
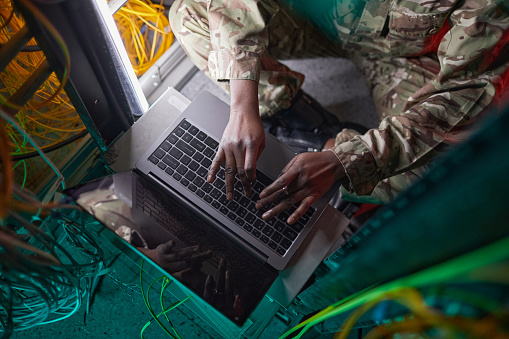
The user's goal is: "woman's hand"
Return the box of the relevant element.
[256,150,345,224]
[138,240,212,273]
[207,79,264,200]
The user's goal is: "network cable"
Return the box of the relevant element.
[113,0,174,76]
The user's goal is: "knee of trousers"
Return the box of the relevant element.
[169,0,207,34]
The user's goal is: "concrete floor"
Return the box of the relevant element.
[10,57,377,339]
[180,58,379,130]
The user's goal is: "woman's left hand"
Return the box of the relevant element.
[256,150,345,224]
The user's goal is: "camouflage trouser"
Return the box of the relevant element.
[169,0,349,116]
[169,1,436,204]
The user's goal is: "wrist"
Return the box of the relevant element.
[325,149,347,182]
[230,79,258,113]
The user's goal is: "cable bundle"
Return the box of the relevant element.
[113,0,174,76]
[0,2,107,337]
[281,238,509,339]
[0,1,85,152]
[0,99,105,338]
[0,0,85,189]
[0,104,106,339]
[0,208,107,338]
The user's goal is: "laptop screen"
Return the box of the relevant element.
[65,170,278,326]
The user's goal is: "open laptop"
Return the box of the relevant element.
[136,91,337,270]
[66,91,338,325]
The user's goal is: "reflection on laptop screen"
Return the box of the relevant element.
[65,171,278,326]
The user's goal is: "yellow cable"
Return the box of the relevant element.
[0,6,83,156]
[113,0,173,76]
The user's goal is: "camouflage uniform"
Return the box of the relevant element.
[169,0,509,204]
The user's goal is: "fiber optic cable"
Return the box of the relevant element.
[2,0,70,112]
[0,107,65,191]
[0,1,84,165]
[0,2,108,336]
[281,237,509,339]
[12,130,88,161]
[113,0,174,77]
[139,260,192,339]
[140,261,178,339]
[1,208,108,337]
[160,278,184,339]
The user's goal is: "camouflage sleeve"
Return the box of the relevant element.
[206,0,279,82]
[331,0,509,197]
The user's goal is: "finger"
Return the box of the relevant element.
[158,240,176,253]
[223,151,237,201]
[256,185,291,211]
[204,275,215,302]
[237,166,252,198]
[215,259,226,294]
[287,195,319,224]
[244,141,259,184]
[261,192,296,221]
[165,259,190,273]
[187,249,213,264]
[233,295,241,316]
[234,147,252,198]
[261,185,308,220]
[224,270,234,309]
[258,167,298,200]
[175,245,200,259]
[224,270,233,296]
[207,148,224,183]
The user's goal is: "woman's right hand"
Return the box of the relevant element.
[207,79,265,200]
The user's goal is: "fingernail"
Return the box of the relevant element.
[227,192,233,200]
[207,175,213,182]
[262,210,273,219]
[287,215,295,224]
[259,191,266,198]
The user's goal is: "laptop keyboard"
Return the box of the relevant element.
[147,119,315,256]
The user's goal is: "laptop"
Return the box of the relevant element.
[66,91,338,326]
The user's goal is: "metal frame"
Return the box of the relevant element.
[138,41,198,105]
[14,0,147,151]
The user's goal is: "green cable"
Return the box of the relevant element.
[10,130,28,188]
[139,262,193,338]
[0,108,65,190]
[160,278,172,323]
[160,278,183,339]
[21,160,27,188]
[281,236,509,339]
[139,260,178,339]
[12,159,28,188]
[141,293,192,338]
